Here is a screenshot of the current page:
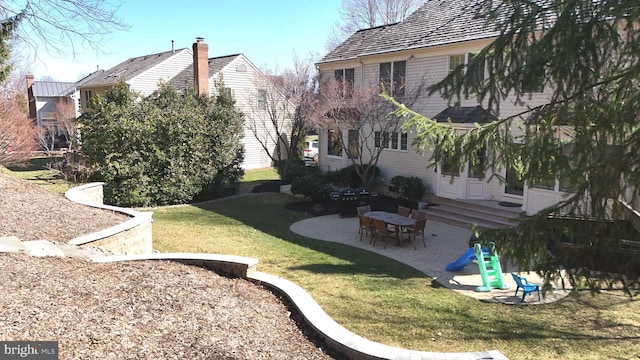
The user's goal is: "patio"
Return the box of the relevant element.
[290,215,571,304]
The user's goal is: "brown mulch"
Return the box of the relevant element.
[0,172,129,242]
[0,173,337,359]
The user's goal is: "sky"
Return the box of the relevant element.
[30,0,342,82]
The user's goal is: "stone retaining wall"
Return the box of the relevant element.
[65,182,153,255]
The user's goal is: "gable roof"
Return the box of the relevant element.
[318,0,499,64]
[433,106,497,124]
[79,48,190,87]
[32,81,76,97]
[75,69,105,87]
[169,54,242,91]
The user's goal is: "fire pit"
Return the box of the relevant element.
[329,187,377,217]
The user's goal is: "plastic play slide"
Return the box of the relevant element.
[446,247,477,272]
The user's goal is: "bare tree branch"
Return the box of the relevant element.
[1,0,127,60]
[327,0,423,51]
[0,99,37,166]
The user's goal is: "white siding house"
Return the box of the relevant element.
[76,40,291,171]
[316,0,567,215]
[171,49,293,171]
[76,48,193,111]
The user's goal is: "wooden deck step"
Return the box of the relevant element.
[423,196,525,229]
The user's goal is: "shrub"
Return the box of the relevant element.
[78,82,244,207]
[281,161,320,185]
[390,175,426,201]
[325,164,379,188]
[290,174,331,201]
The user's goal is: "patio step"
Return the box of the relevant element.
[423,197,524,229]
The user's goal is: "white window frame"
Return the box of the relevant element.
[375,131,408,151]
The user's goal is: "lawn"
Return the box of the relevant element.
[12,165,640,359]
[2,156,72,194]
[152,194,640,360]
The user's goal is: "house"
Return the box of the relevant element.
[170,40,294,170]
[26,70,103,149]
[76,47,193,111]
[74,39,291,171]
[315,0,559,215]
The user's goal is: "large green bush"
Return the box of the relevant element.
[78,82,244,207]
[290,174,331,202]
[281,161,319,185]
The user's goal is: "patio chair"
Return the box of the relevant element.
[397,206,411,217]
[357,205,371,216]
[372,218,393,248]
[404,218,427,249]
[358,215,374,241]
[410,210,427,220]
[511,273,541,302]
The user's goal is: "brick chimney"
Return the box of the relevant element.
[193,37,209,96]
[26,74,37,123]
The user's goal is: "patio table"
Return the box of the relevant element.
[363,211,415,245]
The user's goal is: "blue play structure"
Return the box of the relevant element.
[446,247,481,271]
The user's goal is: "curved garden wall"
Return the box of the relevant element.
[65,182,153,255]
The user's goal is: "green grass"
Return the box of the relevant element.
[2,156,73,194]
[241,168,279,182]
[11,165,639,359]
[237,168,279,193]
[152,194,640,359]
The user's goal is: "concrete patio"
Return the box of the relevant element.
[290,215,571,304]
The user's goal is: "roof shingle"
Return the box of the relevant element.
[79,48,189,87]
[318,0,499,63]
[169,54,241,91]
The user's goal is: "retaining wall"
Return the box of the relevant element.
[65,182,153,255]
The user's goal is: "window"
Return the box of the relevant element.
[375,131,408,151]
[521,55,545,93]
[449,53,485,88]
[465,52,485,87]
[468,146,486,178]
[531,176,556,190]
[327,128,342,156]
[441,153,461,176]
[334,68,354,98]
[379,61,406,96]
[222,87,234,100]
[347,130,358,159]
[449,54,465,73]
[84,90,92,108]
[257,89,267,110]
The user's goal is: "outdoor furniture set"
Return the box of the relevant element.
[357,205,427,250]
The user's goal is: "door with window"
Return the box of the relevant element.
[436,147,490,200]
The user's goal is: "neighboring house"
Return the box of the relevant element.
[170,40,294,170]
[76,47,193,111]
[26,71,102,149]
[74,38,291,171]
[315,0,558,215]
